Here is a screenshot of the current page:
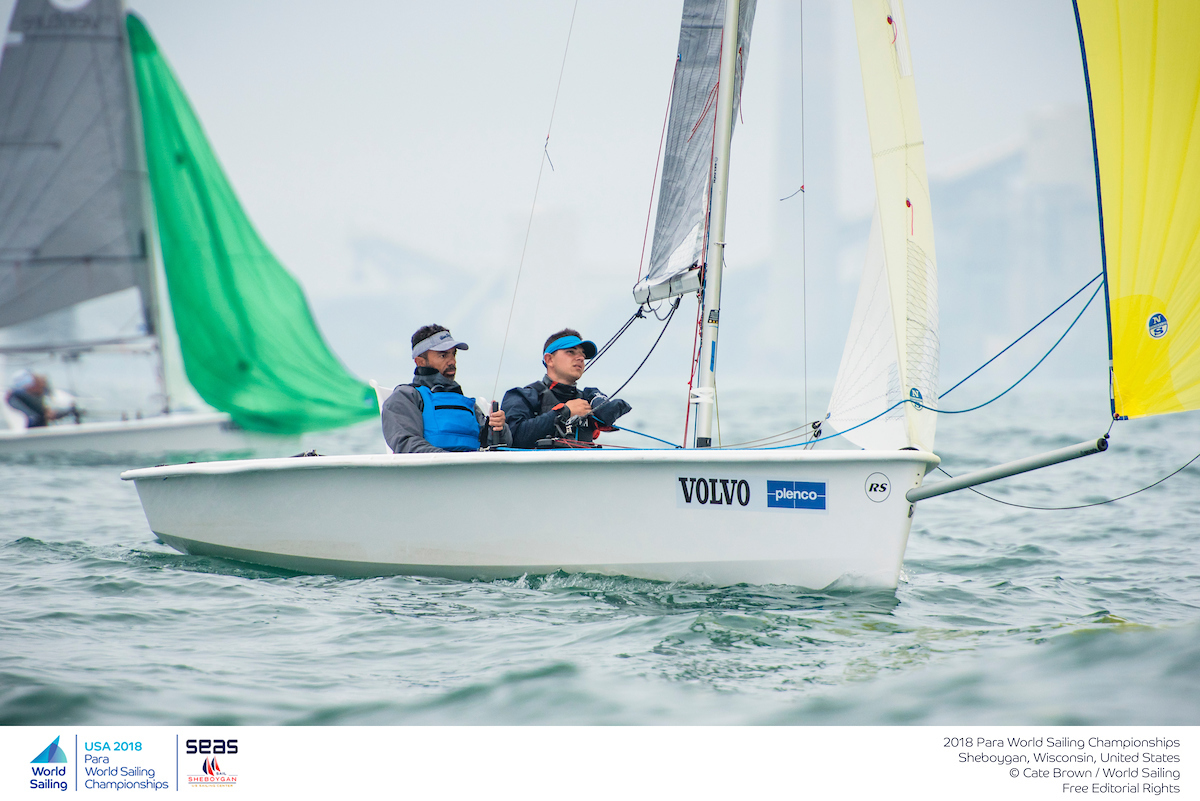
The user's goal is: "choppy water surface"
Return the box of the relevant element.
[2,386,1198,724]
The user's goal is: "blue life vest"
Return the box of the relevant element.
[417,385,480,451]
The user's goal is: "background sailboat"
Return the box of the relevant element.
[0,0,376,457]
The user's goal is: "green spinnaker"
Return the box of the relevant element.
[126,14,377,434]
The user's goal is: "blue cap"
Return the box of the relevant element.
[544,335,597,359]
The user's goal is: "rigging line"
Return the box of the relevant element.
[611,425,682,449]
[585,307,645,372]
[636,56,680,284]
[940,271,1104,399]
[751,282,1104,450]
[489,0,581,404]
[800,0,808,430]
[608,297,681,398]
[936,447,1200,510]
[917,281,1104,416]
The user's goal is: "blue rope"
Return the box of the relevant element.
[940,271,1103,398]
[753,279,1105,450]
[611,425,682,449]
[497,276,1106,454]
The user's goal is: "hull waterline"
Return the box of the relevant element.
[123,448,939,589]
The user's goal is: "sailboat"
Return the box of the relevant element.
[0,0,377,458]
[121,0,944,589]
[123,0,1173,589]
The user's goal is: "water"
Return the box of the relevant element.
[2,385,1198,725]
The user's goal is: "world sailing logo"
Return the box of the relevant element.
[1148,313,1168,339]
[30,736,69,792]
[31,736,68,764]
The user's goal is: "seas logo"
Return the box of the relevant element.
[185,739,238,787]
[1148,313,1168,339]
[30,736,69,791]
[767,481,826,510]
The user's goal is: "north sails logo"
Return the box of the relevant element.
[1148,313,1168,339]
[678,476,751,506]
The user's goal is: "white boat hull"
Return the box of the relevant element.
[123,448,939,589]
[0,412,284,460]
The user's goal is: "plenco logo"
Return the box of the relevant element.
[766,481,826,510]
[678,476,751,506]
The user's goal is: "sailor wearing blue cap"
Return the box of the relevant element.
[381,324,510,453]
[501,328,632,449]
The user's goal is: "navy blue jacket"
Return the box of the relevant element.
[501,376,631,449]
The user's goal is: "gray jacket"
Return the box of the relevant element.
[381,367,512,453]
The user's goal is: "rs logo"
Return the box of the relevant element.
[865,472,891,502]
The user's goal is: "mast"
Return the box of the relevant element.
[694,0,740,448]
[119,3,168,413]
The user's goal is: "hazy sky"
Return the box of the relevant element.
[1,0,1095,399]
[0,0,1089,293]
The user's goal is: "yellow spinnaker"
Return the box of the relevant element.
[1077,0,1200,418]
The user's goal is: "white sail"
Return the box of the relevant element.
[632,0,756,304]
[827,206,909,449]
[829,0,938,451]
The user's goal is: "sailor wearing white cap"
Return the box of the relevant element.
[381,324,510,453]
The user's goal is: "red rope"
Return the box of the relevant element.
[737,47,745,125]
[637,57,680,283]
[689,80,720,142]
[682,295,703,444]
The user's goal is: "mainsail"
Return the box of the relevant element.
[632,0,756,304]
[1075,0,1200,419]
[0,0,152,331]
[828,0,938,451]
[127,15,376,434]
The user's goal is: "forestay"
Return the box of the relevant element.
[127,15,377,434]
[0,0,152,331]
[633,0,756,304]
[827,0,938,452]
[1075,0,1200,419]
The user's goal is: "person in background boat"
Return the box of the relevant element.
[381,325,510,454]
[501,328,632,449]
[5,370,68,428]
